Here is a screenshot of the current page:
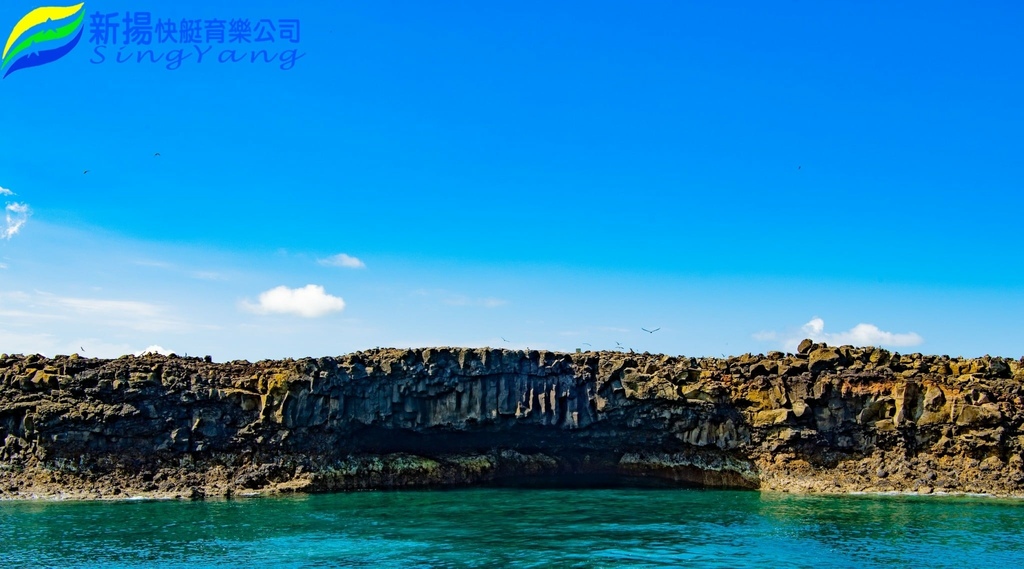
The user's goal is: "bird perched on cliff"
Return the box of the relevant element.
[642,327,660,334]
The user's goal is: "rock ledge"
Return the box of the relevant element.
[1,344,1022,499]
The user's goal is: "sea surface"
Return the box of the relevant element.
[2,488,1023,568]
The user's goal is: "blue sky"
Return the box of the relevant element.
[2,0,1022,360]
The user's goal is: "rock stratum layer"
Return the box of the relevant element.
[2,343,1023,500]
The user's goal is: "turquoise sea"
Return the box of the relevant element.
[2,488,1023,568]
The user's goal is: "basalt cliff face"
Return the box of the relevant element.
[1,343,1023,500]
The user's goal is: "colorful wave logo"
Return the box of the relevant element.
[2,3,85,79]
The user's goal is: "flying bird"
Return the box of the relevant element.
[582,342,592,346]
[82,170,89,174]
[154,152,161,157]
[641,327,660,334]
[80,347,84,352]
[501,337,510,343]
[798,166,801,170]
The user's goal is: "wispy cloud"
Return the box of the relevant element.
[134,259,228,281]
[241,284,346,318]
[3,202,30,239]
[0,308,67,320]
[414,288,508,309]
[48,296,164,318]
[191,271,225,281]
[0,263,7,270]
[443,295,507,308]
[318,253,366,269]
[0,291,191,333]
[0,186,12,196]
[754,317,924,351]
[134,259,174,269]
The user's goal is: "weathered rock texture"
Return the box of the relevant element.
[2,343,1023,500]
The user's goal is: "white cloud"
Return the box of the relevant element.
[809,320,923,348]
[318,253,366,269]
[756,317,924,351]
[0,186,12,196]
[134,345,173,356]
[802,317,824,336]
[242,284,346,318]
[0,263,7,270]
[3,202,30,239]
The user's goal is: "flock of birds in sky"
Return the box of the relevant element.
[75,154,800,357]
[76,153,666,358]
[501,327,661,354]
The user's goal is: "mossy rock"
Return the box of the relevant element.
[808,348,842,373]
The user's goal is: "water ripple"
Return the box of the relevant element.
[2,489,1023,568]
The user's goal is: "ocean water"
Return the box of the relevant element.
[2,488,1023,568]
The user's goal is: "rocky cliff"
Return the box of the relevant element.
[2,342,1023,499]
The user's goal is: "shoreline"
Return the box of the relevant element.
[4,485,1024,504]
